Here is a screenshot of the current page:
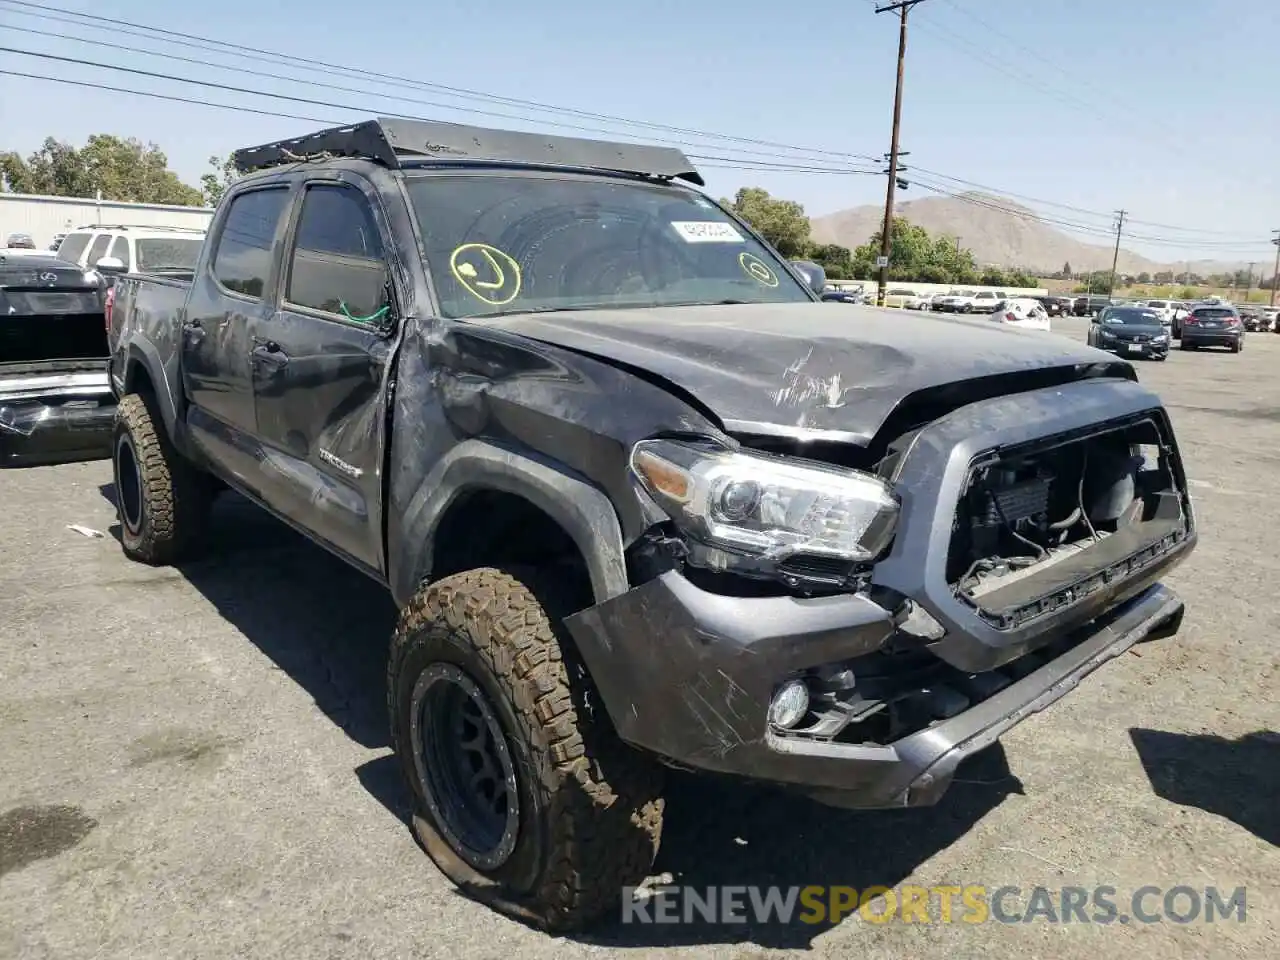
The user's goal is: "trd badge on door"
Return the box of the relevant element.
[318,448,363,478]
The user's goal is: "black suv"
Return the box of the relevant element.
[106,117,1196,931]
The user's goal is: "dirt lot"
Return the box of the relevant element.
[1,317,1276,959]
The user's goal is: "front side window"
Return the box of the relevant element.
[405,173,811,319]
[85,233,111,267]
[212,188,290,299]
[285,184,388,321]
[108,236,131,271]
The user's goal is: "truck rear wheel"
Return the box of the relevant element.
[112,393,211,565]
[388,567,664,931]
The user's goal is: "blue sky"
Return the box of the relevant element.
[1,0,1277,262]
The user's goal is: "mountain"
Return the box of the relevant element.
[809,191,1250,277]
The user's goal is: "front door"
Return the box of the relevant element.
[247,178,396,573]
[182,185,293,485]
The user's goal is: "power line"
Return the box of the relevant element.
[0,66,875,181]
[0,46,882,177]
[2,22,883,172]
[0,0,885,167]
[3,0,1258,245]
[5,0,1260,248]
[908,181,1271,255]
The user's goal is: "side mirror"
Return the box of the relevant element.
[94,256,126,275]
[790,260,827,295]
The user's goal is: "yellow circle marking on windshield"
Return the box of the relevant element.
[450,243,522,306]
[739,252,779,287]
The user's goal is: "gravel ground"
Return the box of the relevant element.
[1,317,1276,959]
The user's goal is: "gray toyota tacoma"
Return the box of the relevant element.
[107,117,1196,930]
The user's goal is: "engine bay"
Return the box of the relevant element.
[948,416,1188,625]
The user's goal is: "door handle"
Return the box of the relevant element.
[251,340,290,368]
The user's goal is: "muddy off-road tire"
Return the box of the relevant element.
[388,567,664,931]
[112,393,211,565]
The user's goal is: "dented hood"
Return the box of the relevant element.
[472,302,1121,443]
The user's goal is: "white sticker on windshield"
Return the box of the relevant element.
[670,221,744,243]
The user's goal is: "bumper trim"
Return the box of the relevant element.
[800,583,1183,808]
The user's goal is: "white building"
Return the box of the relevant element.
[0,192,213,249]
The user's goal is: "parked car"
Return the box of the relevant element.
[1181,304,1244,352]
[106,116,1196,932]
[1136,299,1176,328]
[969,290,1003,314]
[1032,295,1071,317]
[992,297,1052,332]
[56,224,206,278]
[1074,294,1113,317]
[1262,307,1278,332]
[883,287,927,309]
[1087,305,1170,360]
[48,233,67,252]
[0,252,114,466]
[821,288,863,304]
[931,289,975,313]
[4,232,37,250]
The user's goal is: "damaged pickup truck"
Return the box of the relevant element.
[107,118,1197,931]
[1,252,114,466]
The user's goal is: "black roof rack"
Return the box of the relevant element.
[231,116,705,186]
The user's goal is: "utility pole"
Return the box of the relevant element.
[1270,230,1280,307]
[1107,209,1126,302]
[874,0,928,307]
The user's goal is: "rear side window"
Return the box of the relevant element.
[85,233,111,267]
[213,188,290,299]
[285,184,388,321]
[108,236,131,271]
[57,231,92,264]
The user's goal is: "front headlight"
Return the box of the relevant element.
[630,439,900,567]
[1153,333,1169,343]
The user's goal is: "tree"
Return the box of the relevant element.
[1087,273,1115,294]
[850,217,974,283]
[980,266,1009,287]
[1136,271,1152,284]
[200,155,239,206]
[1061,261,1073,279]
[1154,271,1174,284]
[724,187,810,258]
[0,135,203,206]
[807,243,855,280]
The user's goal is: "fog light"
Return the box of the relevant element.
[768,679,810,730]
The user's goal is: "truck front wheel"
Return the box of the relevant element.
[388,568,664,931]
[112,394,211,564]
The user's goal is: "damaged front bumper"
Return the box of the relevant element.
[567,576,1183,808]
[564,376,1196,809]
[1,369,115,467]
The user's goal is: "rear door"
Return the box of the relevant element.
[246,176,397,573]
[182,184,294,484]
